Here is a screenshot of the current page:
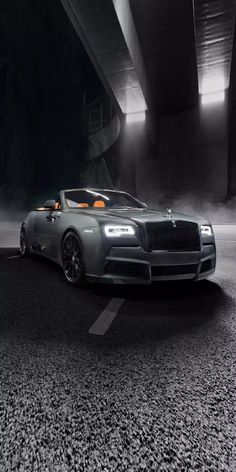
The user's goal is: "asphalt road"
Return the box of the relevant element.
[0,225,236,471]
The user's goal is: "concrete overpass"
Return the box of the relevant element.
[61,0,236,200]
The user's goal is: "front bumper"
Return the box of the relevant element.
[86,244,216,284]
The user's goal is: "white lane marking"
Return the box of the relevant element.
[89,298,125,336]
[6,255,21,259]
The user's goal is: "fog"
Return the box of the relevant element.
[145,194,236,224]
[0,191,236,248]
[0,204,28,248]
[1,194,236,225]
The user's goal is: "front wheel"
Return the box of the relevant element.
[19,226,30,256]
[61,232,86,286]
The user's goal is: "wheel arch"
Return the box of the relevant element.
[61,227,85,254]
[60,225,103,275]
[62,225,82,240]
[60,227,86,285]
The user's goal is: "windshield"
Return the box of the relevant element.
[64,190,144,209]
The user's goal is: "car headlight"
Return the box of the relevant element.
[104,224,135,237]
[200,225,213,236]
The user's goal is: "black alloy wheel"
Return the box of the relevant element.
[61,232,86,286]
[20,226,30,256]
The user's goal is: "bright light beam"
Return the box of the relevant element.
[201,90,225,105]
[200,76,226,95]
[126,111,146,124]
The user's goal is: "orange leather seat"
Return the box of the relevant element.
[54,202,61,210]
[77,203,89,208]
[93,200,106,208]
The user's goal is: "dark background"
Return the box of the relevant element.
[0,0,105,205]
[1,0,236,210]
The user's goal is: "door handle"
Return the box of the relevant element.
[46,215,54,222]
[46,214,60,222]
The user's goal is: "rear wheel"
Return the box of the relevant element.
[61,231,86,286]
[20,226,30,256]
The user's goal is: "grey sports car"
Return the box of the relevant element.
[20,188,216,285]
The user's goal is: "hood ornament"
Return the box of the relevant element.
[165,208,176,227]
[165,208,172,218]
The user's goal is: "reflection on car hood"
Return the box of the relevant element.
[81,207,208,225]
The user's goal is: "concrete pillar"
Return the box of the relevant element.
[228,28,236,197]
[157,98,229,201]
[199,96,228,199]
[117,111,158,199]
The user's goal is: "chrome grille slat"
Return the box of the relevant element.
[146,221,200,252]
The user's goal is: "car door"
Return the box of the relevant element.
[34,198,62,257]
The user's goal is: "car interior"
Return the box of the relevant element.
[66,199,106,208]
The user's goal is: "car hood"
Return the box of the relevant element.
[79,208,209,225]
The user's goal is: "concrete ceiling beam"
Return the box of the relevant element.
[61,0,148,117]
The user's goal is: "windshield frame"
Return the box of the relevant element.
[60,189,147,210]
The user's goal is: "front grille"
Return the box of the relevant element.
[152,264,198,276]
[146,221,200,252]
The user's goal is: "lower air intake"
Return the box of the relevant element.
[152,264,198,277]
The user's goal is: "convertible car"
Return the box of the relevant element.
[20,188,216,285]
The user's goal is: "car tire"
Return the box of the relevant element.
[20,226,30,256]
[61,231,86,286]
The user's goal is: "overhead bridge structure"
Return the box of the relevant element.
[61,0,236,199]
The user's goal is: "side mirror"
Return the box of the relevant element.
[42,199,56,209]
